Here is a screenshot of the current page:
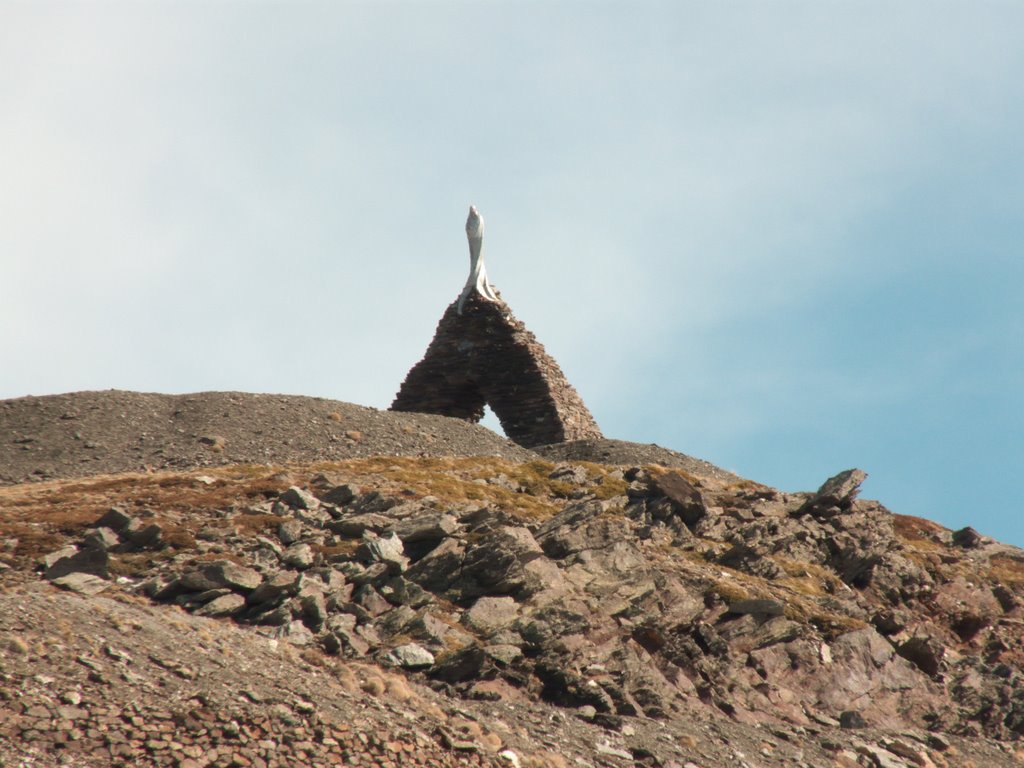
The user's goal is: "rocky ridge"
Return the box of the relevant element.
[3,392,1024,767]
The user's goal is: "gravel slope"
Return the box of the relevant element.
[0,391,538,485]
[1,391,741,485]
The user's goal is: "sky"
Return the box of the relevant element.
[2,3,1022,544]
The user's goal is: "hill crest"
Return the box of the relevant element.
[2,390,1024,768]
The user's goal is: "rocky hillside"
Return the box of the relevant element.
[3,391,1024,768]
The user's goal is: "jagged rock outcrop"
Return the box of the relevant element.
[27,458,1024,752]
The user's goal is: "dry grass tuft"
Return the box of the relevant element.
[384,674,416,704]
[479,731,504,752]
[775,558,843,598]
[807,611,868,640]
[232,514,282,535]
[360,675,387,696]
[314,540,360,560]
[331,662,360,694]
[706,579,752,604]
[107,552,174,578]
[893,514,948,550]
[523,751,569,768]
[988,554,1024,589]
[300,456,629,520]
[0,456,628,574]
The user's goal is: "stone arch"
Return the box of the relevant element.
[390,295,602,448]
[390,206,602,448]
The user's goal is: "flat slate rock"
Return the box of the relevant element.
[49,573,110,595]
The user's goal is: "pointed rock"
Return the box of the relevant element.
[797,469,867,517]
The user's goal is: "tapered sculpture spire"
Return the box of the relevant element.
[391,206,602,448]
[457,205,500,314]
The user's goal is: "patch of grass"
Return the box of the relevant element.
[591,474,629,500]
[107,552,173,578]
[773,584,868,641]
[725,479,767,492]
[314,541,359,560]
[190,552,248,565]
[0,456,631,575]
[301,457,569,519]
[6,525,65,565]
[774,558,843,598]
[987,554,1024,588]
[807,612,868,641]
[219,464,290,480]
[514,460,560,492]
[775,577,828,599]
[160,526,197,550]
[893,514,948,553]
[705,579,752,604]
[893,514,947,541]
[900,548,940,571]
[232,514,282,535]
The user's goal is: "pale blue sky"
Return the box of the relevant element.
[2,3,1022,544]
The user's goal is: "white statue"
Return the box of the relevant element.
[457,205,500,314]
